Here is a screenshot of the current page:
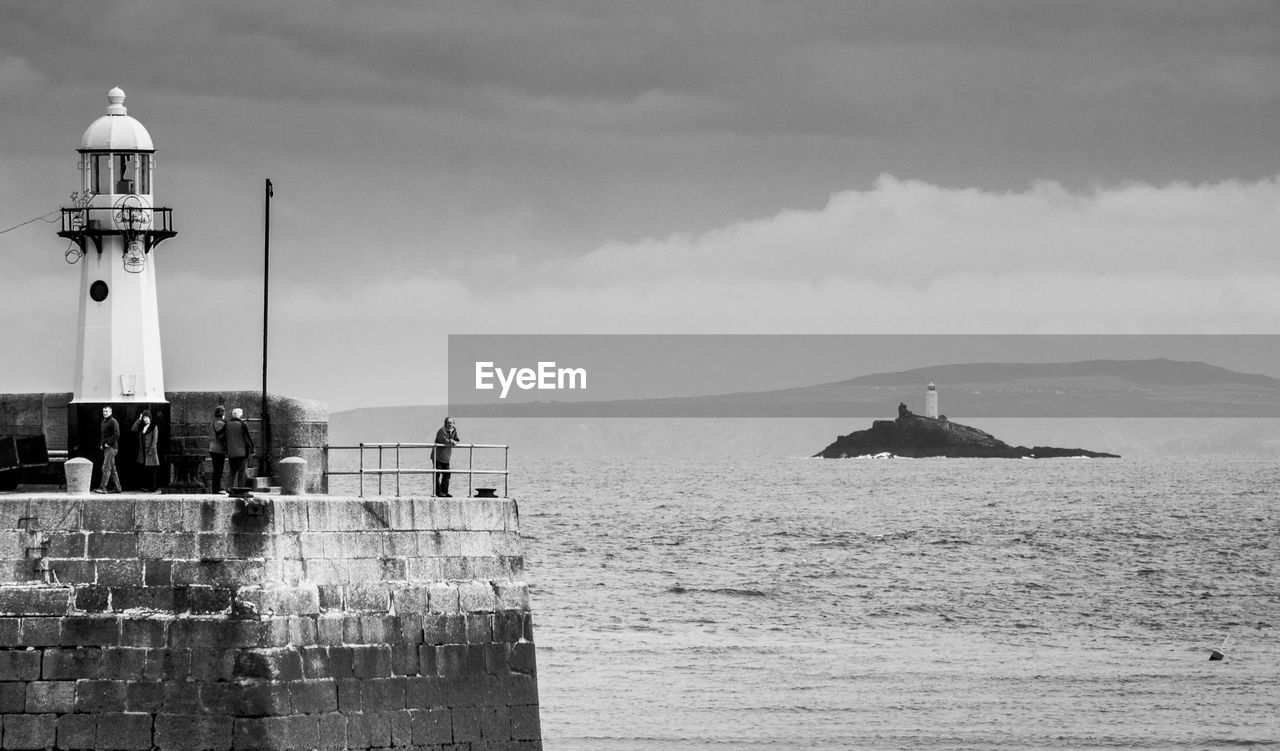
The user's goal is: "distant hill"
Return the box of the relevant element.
[440,358,1280,418]
[329,359,1280,457]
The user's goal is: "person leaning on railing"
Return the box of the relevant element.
[432,417,459,497]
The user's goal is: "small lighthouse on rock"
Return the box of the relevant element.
[925,382,939,418]
[58,88,176,468]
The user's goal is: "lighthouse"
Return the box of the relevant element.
[58,88,176,475]
[925,381,938,418]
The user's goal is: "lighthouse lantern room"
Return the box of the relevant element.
[58,88,176,474]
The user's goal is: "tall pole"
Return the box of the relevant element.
[261,178,273,477]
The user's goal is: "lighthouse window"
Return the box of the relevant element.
[138,154,151,194]
[91,154,110,195]
[116,154,135,194]
[89,280,109,302]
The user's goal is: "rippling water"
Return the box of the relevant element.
[509,456,1279,750]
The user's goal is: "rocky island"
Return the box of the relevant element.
[815,404,1120,459]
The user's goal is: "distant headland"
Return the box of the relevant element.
[814,403,1120,459]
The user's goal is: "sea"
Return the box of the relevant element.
[505,455,1279,750]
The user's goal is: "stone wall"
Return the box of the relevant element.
[0,392,329,494]
[0,495,541,750]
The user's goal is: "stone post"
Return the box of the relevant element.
[277,456,306,495]
[64,456,92,494]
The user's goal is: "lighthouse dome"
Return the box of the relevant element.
[80,88,154,151]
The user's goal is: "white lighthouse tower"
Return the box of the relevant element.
[925,382,939,418]
[59,88,176,405]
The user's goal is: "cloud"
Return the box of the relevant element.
[303,174,1280,340]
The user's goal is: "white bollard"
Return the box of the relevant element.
[277,456,307,495]
[65,457,93,495]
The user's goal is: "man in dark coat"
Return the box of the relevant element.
[225,407,255,490]
[94,406,123,494]
[432,417,459,497]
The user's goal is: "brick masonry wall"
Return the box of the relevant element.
[0,392,329,493]
[0,496,541,750]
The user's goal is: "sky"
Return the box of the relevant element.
[1,1,1279,411]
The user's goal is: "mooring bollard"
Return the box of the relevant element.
[64,457,93,495]
[278,456,306,495]
[63,455,92,496]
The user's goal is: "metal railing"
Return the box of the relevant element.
[324,443,508,498]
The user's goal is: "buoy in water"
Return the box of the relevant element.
[1209,649,1225,661]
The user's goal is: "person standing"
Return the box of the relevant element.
[432,416,459,497]
[225,407,255,490]
[132,409,160,493]
[208,405,227,494]
[94,406,123,494]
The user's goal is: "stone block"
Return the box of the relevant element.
[40,647,101,680]
[172,559,267,588]
[147,648,192,681]
[94,559,144,587]
[4,713,57,750]
[407,556,444,582]
[189,648,237,682]
[483,643,509,676]
[231,716,290,751]
[388,707,413,747]
[154,713,234,751]
[391,643,420,676]
[82,502,134,531]
[510,703,542,741]
[290,679,338,714]
[0,618,17,647]
[363,676,407,712]
[427,584,459,614]
[144,559,174,587]
[481,705,513,741]
[343,712,370,749]
[511,642,537,675]
[336,677,362,713]
[20,616,62,646]
[494,582,530,612]
[24,680,76,713]
[73,585,110,613]
[286,714,321,750]
[100,647,149,680]
[175,585,233,615]
[46,532,86,558]
[401,675,441,710]
[454,706,487,742]
[456,581,497,617]
[384,531,417,558]
[493,611,523,643]
[346,584,390,613]
[120,618,167,648]
[350,645,392,678]
[0,587,70,616]
[126,680,166,712]
[61,615,121,645]
[88,531,139,559]
[233,648,303,681]
[76,679,128,712]
[0,681,26,712]
[0,649,39,680]
[95,711,153,750]
[138,531,196,559]
[55,712,96,750]
[235,682,293,717]
[235,584,320,618]
[198,682,239,716]
[435,644,468,678]
[466,614,494,644]
[316,712,347,750]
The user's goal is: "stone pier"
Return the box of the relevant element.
[0,494,541,750]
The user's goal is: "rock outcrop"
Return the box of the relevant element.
[815,404,1119,459]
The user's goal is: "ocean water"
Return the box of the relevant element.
[508,456,1279,750]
